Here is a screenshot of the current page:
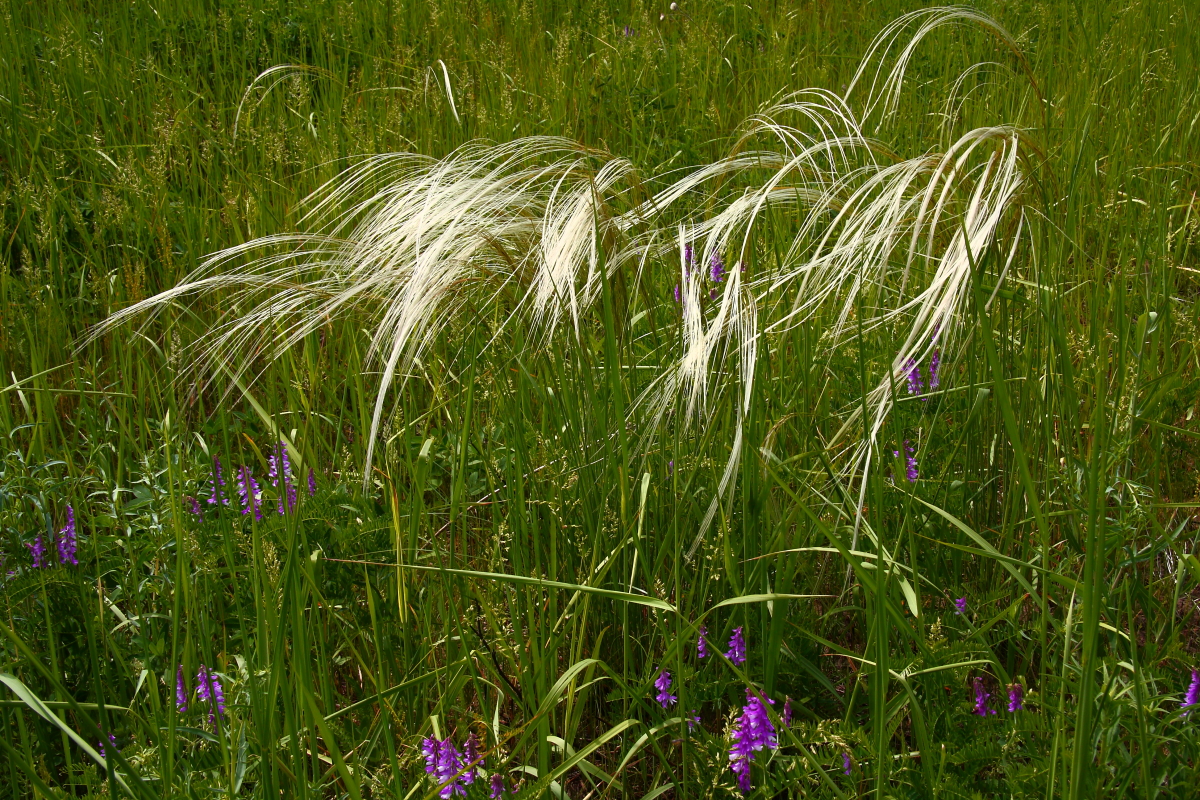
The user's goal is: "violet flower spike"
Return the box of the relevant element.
[463,733,482,784]
[28,535,47,569]
[842,752,852,775]
[697,625,709,658]
[928,348,941,391]
[208,457,228,505]
[954,597,967,615]
[728,690,776,793]
[1007,682,1024,712]
[726,626,746,666]
[904,440,918,483]
[654,669,677,708]
[237,466,262,520]
[688,710,700,731]
[422,737,441,774]
[186,495,203,518]
[490,774,505,799]
[196,665,226,724]
[782,698,792,727]
[973,676,996,716]
[269,441,297,514]
[1183,670,1200,714]
[434,738,465,798]
[98,733,118,759]
[674,284,681,303]
[175,667,187,713]
[308,468,317,496]
[710,251,725,282]
[58,504,78,565]
[904,357,923,395]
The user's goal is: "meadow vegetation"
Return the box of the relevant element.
[2,0,1200,797]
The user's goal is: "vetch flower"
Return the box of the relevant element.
[434,739,465,798]
[1183,670,1200,714]
[928,348,941,391]
[98,733,118,759]
[1007,682,1024,712]
[697,625,709,658]
[710,251,725,282]
[655,669,677,708]
[953,597,967,615]
[175,667,188,713]
[973,677,996,716]
[463,733,482,784]
[728,689,776,793]
[207,457,228,506]
[842,752,852,775]
[28,535,47,569]
[688,710,700,731]
[782,698,792,727]
[726,626,746,666]
[237,466,262,520]
[196,665,226,724]
[422,738,441,774]
[269,441,297,514]
[58,505,78,566]
[904,358,923,394]
[673,284,681,303]
[186,495,203,518]
[308,469,317,496]
[904,440,918,483]
[490,774,505,799]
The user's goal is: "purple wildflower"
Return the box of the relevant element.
[175,667,187,712]
[904,440,918,483]
[98,733,118,759]
[490,774,505,799]
[463,733,482,784]
[688,710,700,731]
[186,495,202,518]
[1007,682,1024,712]
[728,690,776,793]
[904,358,923,395]
[683,244,694,272]
[674,284,681,303]
[308,469,317,496]
[928,348,941,391]
[58,505,78,566]
[667,460,674,476]
[236,466,262,520]
[953,597,967,615]
[973,677,996,716]
[28,535,47,569]
[710,251,725,282]
[623,24,635,37]
[842,752,851,775]
[655,670,677,708]
[726,626,746,666]
[1183,670,1200,714]
[268,441,297,514]
[422,737,441,774]
[709,288,718,300]
[782,698,792,727]
[434,739,465,798]
[697,625,709,658]
[196,665,226,724]
[207,457,228,506]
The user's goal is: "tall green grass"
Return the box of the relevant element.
[2,1,1200,798]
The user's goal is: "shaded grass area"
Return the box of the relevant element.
[2,0,1200,798]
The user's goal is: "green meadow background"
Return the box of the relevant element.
[2,0,1199,798]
